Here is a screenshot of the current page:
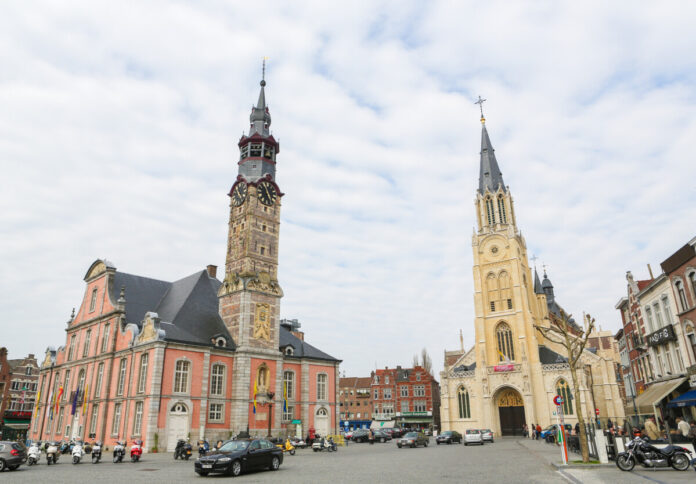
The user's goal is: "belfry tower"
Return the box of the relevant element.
[218,69,283,355]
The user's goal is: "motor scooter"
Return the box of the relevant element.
[59,440,71,454]
[276,438,296,455]
[174,439,192,460]
[91,441,102,464]
[130,439,143,462]
[113,440,126,463]
[45,441,60,465]
[72,440,84,464]
[27,442,41,465]
[312,437,337,452]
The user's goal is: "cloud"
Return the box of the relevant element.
[1,1,695,378]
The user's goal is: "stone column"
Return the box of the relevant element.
[145,344,165,452]
[199,350,210,439]
[230,353,251,434]
[301,361,310,433]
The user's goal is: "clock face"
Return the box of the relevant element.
[231,182,248,206]
[256,180,277,206]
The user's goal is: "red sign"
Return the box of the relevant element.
[3,411,31,419]
[493,364,514,372]
[595,408,600,416]
[553,395,563,406]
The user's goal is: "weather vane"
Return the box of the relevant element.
[474,95,486,122]
[262,56,269,82]
[530,254,538,266]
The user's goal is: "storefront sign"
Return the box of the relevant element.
[494,364,514,372]
[3,411,31,419]
[646,325,676,347]
[291,419,302,424]
[400,411,432,417]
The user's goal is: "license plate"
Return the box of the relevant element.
[202,464,212,469]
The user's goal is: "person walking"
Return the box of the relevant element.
[536,424,542,440]
[522,424,528,438]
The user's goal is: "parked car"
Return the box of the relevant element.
[436,431,462,445]
[480,429,494,443]
[390,428,405,438]
[397,432,429,448]
[351,429,371,443]
[373,430,392,443]
[464,429,483,446]
[540,424,572,441]
[194,439,283,477]
[0,441,27,472]
[343,431,354,440]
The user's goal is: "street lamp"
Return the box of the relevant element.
[265,392,275,438]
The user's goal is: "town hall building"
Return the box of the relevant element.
[28,74,340,451]
[439,112,624,436]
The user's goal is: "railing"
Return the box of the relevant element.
[449,370,475,378]
[541,363,570,372]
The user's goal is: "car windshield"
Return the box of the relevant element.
[441,431,452,436]
[219,440,249,452]
[466,430,480,434]
[482,429,492,433]
[404,432,418,438]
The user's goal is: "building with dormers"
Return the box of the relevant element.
[28,75,340,451]
[439,114,624,436]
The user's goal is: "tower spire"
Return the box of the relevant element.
[250,57,271,136]
[477,106,506,194]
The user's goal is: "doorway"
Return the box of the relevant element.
[167,403,189,451]
[497,388,526,436]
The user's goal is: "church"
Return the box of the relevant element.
[439,112,624,436]
[29,74,340,451]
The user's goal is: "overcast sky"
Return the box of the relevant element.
[1,1,695,377]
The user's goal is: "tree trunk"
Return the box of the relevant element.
[569,366,589,463]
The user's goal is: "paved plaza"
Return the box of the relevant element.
[3,438,695,483]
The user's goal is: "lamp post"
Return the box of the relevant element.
[266,392,275,438]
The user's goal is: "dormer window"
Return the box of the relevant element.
[89,288,98,312]
[284,346,294,356]
[214,337,226,347]
[250,143,262,157]
[240,144,249,160]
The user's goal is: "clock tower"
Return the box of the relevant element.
[219,74,283,354]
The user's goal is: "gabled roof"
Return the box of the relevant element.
[279,325,339,362]
[453,362,476,373]
[110,268,234,349]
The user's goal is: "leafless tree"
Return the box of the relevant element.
[534,311,595,463]
[413,348,433,375]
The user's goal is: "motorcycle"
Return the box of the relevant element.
[174,439,192,460]
[291,438,307,449]
[45,441,60,465]
[113,440,126,463]
[198,439,209,457]
[312,437,337,452]
[616,436,692,471]
[130,439,143,462]
[72,440,84,464]
[83,441,92,454]
[276,438,296,455]
[27,442,41,466]
[59,440,72,454]
[91,441,102,464]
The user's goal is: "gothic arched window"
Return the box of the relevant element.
[499,271,513,310]
[497,195,507,223]
[496,323,515,362]
[675,281,688,312]
[487,273,498,312]
[555,379,573,415]
[485,197,495,225]
[457,386,471,419]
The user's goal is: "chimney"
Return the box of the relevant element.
[291,330,304,341]
[647,264,654,279]
[206,265,217,278]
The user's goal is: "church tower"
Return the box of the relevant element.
[219,71,283,354]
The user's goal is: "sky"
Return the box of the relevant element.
[1,1,695,377]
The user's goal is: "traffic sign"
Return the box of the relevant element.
[595,408,600,416]
[553,395,564,406]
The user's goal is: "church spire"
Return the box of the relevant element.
[249,58,271,136]
[478,121,506,194]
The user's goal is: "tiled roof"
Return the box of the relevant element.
[279,325,340,362]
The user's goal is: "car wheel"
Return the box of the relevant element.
[424,441,428,447]
[380,438,385,443]
[447,440,451,445]
[436,441,440,445]
[0,459,5,472]
[397,444,402,448]
[230,459,242,477]
[410,444,415,448]
[195,471,209,476]
[270,456,280,471]
[464,442,468,446]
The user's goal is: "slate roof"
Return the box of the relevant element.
[279,325,339,362]
[538,346,568,364]
[533,269,543,295]
[453,362,477,372]
[478,123,506,194]
[110,269,234,350]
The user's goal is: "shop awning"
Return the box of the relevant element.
[370,420,395,429]
[2,422,30,430]
[667,389,696,408]
[632,377,687,414]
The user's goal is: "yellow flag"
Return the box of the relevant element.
[253,380,257,414]
[82,384,88,415]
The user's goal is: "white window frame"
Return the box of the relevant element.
[82,329,92,358]
[414,385,426,397]
[116,358,127,396]
[90,403,99,435]
[282,404,294,422]
[383,388,392,400]
[68,335,77,361]
[210,364,225,397]
[112,403,122,436]
[101,324,110,353]
[208,402,224,423]
[400,386,408,397]
[173,359,191,394]
[132,401,144,436]
[317,373,328,401]
[94,362,104,398]
[89,288,98,312]
[137,353,148,394]
[283,370,295,400]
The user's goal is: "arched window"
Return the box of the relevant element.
[316,407,328,416]
[485,197,495,225]
[676,281,688,312]
[487,273,498,312]
[555,379,573,415]
[497,195,507,223]
[499,271,513,310]
[210,364,225,396]
[457,386,471,419]
[685,322,696,364]
[689,272,696,303]
[283,371,295,400]
[496,323,515,362]
[174,360,190,394]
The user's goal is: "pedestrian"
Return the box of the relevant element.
[522,423,528,438]
[574,422,580,436]
[677,417,690,439]
[645,416,660,441]
[536,423,542,440]
[368,429,375,445]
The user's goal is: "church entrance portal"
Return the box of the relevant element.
[497,388,525,436]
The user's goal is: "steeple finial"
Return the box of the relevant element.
[475,95,486,124]
[250,58,271,136]
[261,56,268,86]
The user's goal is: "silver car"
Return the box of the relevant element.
[480,429,494,443]
[464,429,483,446]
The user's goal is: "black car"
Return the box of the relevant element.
[436,431,462,444]
[351,429,371,443]
[0,441,27,471]
[194,439,283,477]
[373,430,392,443]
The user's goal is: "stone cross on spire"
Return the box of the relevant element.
[475,95,486,123]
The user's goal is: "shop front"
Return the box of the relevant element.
[0,411,31,442]
[341,419,371,431]
[396,411,433,432]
